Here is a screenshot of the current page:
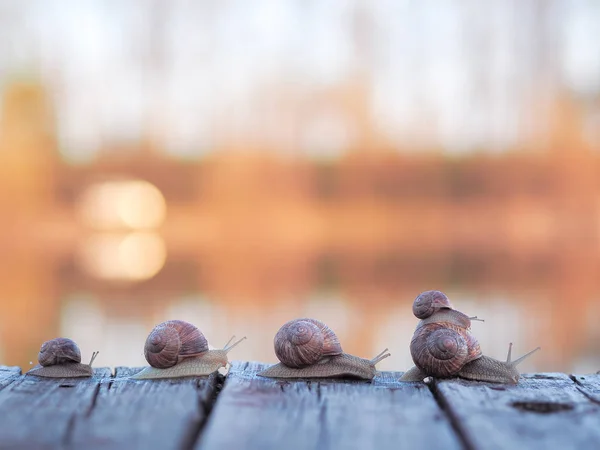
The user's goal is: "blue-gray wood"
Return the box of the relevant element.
[434,373,600,450]
[0,366,111,448]
[0,365,599,449]
[572,373,600,404]
[68,367,222,450]
[197,361,463,450]
[0,365,20,390]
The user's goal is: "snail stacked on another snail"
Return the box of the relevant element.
[131,320,246,379]
[400,290,540,384]
[26,338,99,378]
[258,318,390,380]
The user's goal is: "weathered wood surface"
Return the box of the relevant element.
[0,367,111,449]
[434,373,600,450]
[572,373,600,404]
[0,364,599,450]
[0,365,21,390]
[69,367,223,450]
[198,361,462,450]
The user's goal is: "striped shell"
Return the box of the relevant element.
[274,318,343,368]
[144,320,208,369]
[412,290,454,319]
[410,323,482,377]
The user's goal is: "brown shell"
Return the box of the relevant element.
[410,323,482,377]
[412,290,454,319]
[274,318,342,368]
[144,320,208,369]
[38,338,82,367]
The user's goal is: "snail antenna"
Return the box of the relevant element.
[223,336,236,348]
[511,346,541,367]
[224,336,247,353]
[370,348,391,365]
[89,351,99,366]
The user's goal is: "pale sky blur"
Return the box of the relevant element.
[0,0,599,161]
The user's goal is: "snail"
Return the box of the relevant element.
[400,290,540,384]
[257,318,391,380]
[413,289,484,325]
[412,289,455,319]
[131,320,246,379]
[26,337,99,378]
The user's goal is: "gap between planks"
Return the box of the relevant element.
[0,366,223,450]
[197,361,463,450]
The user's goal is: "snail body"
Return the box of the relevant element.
[27,338,99,378]
[400,290,540,384]
[258,318,390,380]
[131,320,245,380]
[401,343,540,384]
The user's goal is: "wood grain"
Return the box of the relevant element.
[434,372,600,450]
[572,373,600,404]
[0,365,21,391]
[197,361,462,450]
[0,367,111,449]
[69,366,223,450]
[2,363,599,450]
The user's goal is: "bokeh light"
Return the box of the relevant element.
[79,180,166,230]
[78,232,167,281]
[0,1,599,374]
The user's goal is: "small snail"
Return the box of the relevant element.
[27,337,99,378]
[258,318,391,380]
[400,290,540,384]
[131,320,246,379]
[412,289,454,319]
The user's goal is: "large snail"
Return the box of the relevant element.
[131,320,245,380]
[258,318,390,380]
[26,338,99,378]
[400,290,540,384]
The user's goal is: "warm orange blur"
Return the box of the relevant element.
[1,1,600,374]
[0,80,598,373]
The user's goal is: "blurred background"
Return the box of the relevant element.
[0,0,599,374]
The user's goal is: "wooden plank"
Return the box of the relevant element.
[435,373,600,450]
[572,373,600,404]
[0,367,111,449]
[0,365,21,391]
[69,366,224,450]
[197,361,462,450]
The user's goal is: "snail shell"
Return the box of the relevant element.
[39,337,82,366]
[27,338,98,378]
[144,320,208,369]
[132,333,246,380]
[402,290,540,384]
[274,318,342,368]
[412,290,454,320]
[410,322,481,378]
[260,317,390,380]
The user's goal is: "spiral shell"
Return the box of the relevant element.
[410,323,481,377]
[274,318,342,368]
[412,290,454,319]
[144,320,208,369]
[38,338,82,367]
